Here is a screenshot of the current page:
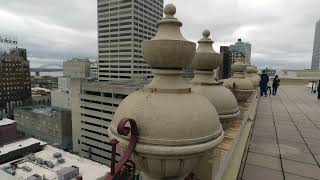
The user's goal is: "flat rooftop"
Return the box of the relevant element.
[0,145,109,180]
[15,105,70,115]
[240,85,320,180]
[0,138,47,155]
[0,118,15,127]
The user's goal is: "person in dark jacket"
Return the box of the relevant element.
[260,70,269,97]
[318,80,320,100]
[272,75,280,95]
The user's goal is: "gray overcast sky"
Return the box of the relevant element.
[0,0,319,69]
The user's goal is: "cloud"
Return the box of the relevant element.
[0,0,319,69]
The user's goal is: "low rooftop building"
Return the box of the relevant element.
[0,139,109,180]
[31,87,51,106]
[0,118,17,145]
[14,105,72,151]
[0,138,47,164]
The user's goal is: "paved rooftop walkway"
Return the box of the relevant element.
[240,85,320,180]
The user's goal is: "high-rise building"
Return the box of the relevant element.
[219,46,232,79]
[0,48,31,118]
[311,19,320,70]
[97,0,163,81]
[229,39,252,64]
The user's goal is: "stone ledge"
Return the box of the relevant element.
[193,90,258,180]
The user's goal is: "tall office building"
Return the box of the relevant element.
[97,0,163,81]
[229,39,252,64]
[0,48,31,118]
[311,19,320,70]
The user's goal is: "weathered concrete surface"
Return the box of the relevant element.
[239,85,320,180]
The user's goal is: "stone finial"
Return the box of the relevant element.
[143,4,195,69]
[191,30,240,128]
[192,30,222,71]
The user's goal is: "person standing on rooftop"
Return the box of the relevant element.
[260,70,269,97]
[272,75,280,95]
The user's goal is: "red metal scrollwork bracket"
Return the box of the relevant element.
[105,118,138,180]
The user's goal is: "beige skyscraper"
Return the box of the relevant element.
[97,0,163,81]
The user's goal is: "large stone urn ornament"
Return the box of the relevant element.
[108,4,224,180]
[223,60,255,104]
[191,30,240,130]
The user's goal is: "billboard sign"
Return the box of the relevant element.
[0,35,18,53]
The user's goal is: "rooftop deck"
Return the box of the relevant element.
[240,85,320,180]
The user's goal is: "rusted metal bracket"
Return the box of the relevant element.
[105,118,138,180]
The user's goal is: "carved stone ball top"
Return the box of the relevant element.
[163,3,176,19]
[202,29,210,38]
[192,30,222,71]
[143,4,196,69]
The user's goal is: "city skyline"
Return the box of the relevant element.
[0,0,319,70]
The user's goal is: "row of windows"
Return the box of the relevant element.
[83,91,127,99]
[133,10,158,24]
[82,113,112,123]
[82,127,108,137]
[82,142,120,157]
[99,75,131,79]
[134,3,162,20]
[99,54,143,59]
[98,16,132,24]
[98,22,132,29]
[99,27,132,34]
[82,106,114,115]
[99,65,132,68]
[98,0,132,6]
[99,55,132,59]
[98,10,132,18]
[99,20,157,34]
[81,98,119,107]
[99,38,132,43]
[99,49,132,53]
[82,121,109,130]
[99,43,131,49]
[98,4,132,13]
[99,60,132,64]
[135,0,163,10]
[99,33,132,39]
[81,135,111,146]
